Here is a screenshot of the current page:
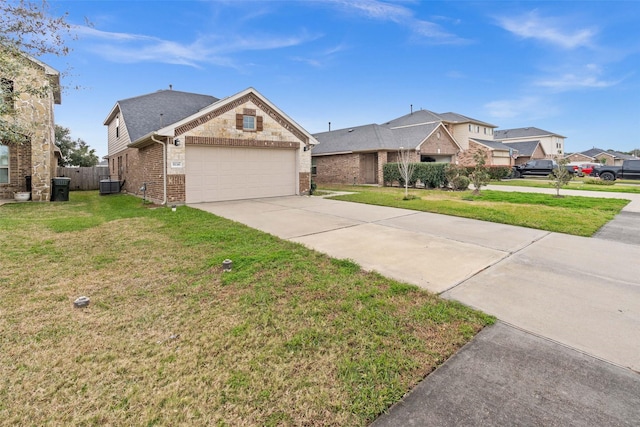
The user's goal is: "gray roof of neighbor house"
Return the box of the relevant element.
[436,112,497,128]
[503,140,543,157]
[312,109,494,155]
[381,110,497,129]
[312,121,447,155]
[580,148,636,160]
[472,139,513,151]
[495,127,565,140]
[106,90,219,142]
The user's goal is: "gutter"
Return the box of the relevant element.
[150,134,168,206]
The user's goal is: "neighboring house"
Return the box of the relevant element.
[494,127,565,158]
[502,140,547,165]
[565,147,637,166]
[0,53,61,201]
[104,87,316,204]
[312,110,504,185]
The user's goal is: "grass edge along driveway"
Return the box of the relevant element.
[0,192,493,426]
[322,186,629,237]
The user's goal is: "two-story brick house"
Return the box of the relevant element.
[104,87,316,204]
[312,109,516,185]
[494,127,565,158]
[1,53,61,201]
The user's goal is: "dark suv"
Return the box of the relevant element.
[511,160,575,178]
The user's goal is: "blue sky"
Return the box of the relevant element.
[42,0,640,158]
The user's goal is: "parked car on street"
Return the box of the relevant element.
[576,163,600,176]
[511,159,575,178]
[592,160,640,181]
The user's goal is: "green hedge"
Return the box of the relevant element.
[383,163,448,188]
[462,165,512,180]
[384,163,511,188]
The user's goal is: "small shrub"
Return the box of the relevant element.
[487,166,512,180]
[402,194,419,200]
[450,175,470,191]
[583,178,615,186]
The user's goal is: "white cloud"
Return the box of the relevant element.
[484,96,557,120]
[495,10,596,49]
[535,63,625,91]
[290,43,350,68]
[74,25,319,68]
[327,0,469,44]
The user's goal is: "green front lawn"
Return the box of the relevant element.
[322,186,629,236]
[0,192,493,426]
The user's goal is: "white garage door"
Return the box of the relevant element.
[186,146,297,203]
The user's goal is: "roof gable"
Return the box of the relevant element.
[155,87,315,147]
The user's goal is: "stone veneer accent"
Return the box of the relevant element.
[1,57,58,201]
[176,93,309,145]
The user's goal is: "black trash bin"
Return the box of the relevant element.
[51,177,71,201]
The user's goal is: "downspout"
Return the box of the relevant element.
[150,134,167,206]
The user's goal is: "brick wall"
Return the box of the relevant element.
[299,172,310,194]
[167,174,185,203]
[457,141,492,167]
[313,153,360,185]
[0,143,31,199]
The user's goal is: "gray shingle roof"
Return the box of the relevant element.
[313,109,495,155]
[503,140,542,157]
[472,139,512,151]
[580,148,635,160]
[494,127,565,140]
[381,110,443,128]
[117,90,219,142]
[437,112,496,128]
[312,124,393,154]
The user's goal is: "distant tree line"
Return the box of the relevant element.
[55,125,99,167]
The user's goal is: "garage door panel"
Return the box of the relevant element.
[186,146,297,203]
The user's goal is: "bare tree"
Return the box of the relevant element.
[469,151,490,195]
[549,156,573,197]
[397,147,416,199]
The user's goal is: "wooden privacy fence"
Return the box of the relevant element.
[56,166,109,191]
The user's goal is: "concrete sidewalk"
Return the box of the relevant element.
[372,322,640,427]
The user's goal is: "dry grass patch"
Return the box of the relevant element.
[0,192,493,426]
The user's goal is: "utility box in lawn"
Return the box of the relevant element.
[51,177,71,201]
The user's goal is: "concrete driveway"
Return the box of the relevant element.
[191,194,640,422]
[194,195,640,371]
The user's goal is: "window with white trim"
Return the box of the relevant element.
[243,115,256,130]
[0,145,9,183]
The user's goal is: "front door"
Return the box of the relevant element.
[361,153,378,184]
